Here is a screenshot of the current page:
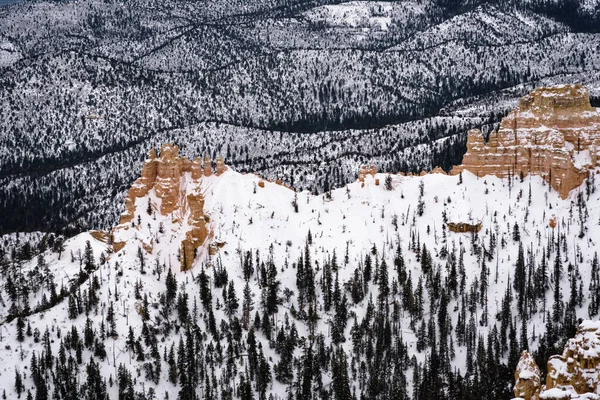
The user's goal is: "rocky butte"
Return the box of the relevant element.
[112,144,226,271]
[452,84,600,199]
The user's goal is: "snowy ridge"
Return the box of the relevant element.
[1,161,600,398]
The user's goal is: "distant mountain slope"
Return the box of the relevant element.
[0,0,600,234]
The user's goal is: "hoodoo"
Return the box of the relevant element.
[112,144,225,271]
[514,321,600,399]
[453,84,600,198]
[513,351,541,400]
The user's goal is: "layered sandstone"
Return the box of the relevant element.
[544,321,600,397]
[358,165,377,183]
[452,85,600,199]
[515,321,600,399]
[513,351,541,400]
[216,157,226,176]
[180,190,208,271]
[113,144,223,271]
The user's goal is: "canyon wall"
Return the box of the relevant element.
[453,84,600,198]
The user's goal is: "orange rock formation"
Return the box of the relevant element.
[113,144,223,271]
[204,157,212,177]
[452,84,600,198]
[513,351,541,400]
[358,165,377,183]
[514,321,600,399]
[545,321,600,396]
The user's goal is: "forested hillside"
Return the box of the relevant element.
[0,166,597,400]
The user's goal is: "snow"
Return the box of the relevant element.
[540,387,572,399]
[0,37,19,67]
[579,320,600,331]
[303,1,425,31]
[519,369,536,379]
[573,149,592,169]
[4,162,600,397]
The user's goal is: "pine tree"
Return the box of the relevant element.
[137,246,146,275]
[378,259,389,311]
[364,253,372,286]
[106,302,116,338]
[301,345,314,399]
[256,347,271,400]
[420,244,432,275]
[243,250,254,281]
[590,252,600,317]
[83,358,107,400]
[331,347,352,400]
[34,377,48,400]
[332,294,349,344]
[198,266,211,311]
[385,174,393,191]
[83,241,95,272]
[168,343,177,385]
[514,242,526,316]
[226,280,239,317]
[16,317,25,342]
[166,267,178,308]
[15,369,23,398]
[264,261,280,315]
[508,321,519,369]
[553,242,563,325]
[512,222,521,242]
[242,281,254,330]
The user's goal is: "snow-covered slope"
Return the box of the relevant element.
[1,161,598,398]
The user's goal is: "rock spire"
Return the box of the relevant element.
[112,144,226,271]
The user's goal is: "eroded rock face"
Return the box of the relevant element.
[513,351,541,400]
[358,165,377,183]
[453,84,600,198]
[544,321,600,397]
[204,157,212,177]
[113,144,224,271]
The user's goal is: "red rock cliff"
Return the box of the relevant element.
[113,144,224,271]
[452,84,600,198]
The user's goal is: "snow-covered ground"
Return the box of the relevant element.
[303,1,428,32]
[0,164,597,398]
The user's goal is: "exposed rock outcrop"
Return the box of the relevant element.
[544,321,600,397]
[514,321,600,400]
[204,157,212,177]
[453,84,600,199]
[113,144,224,271]
[513,351,541,400]
[358,165,377,186]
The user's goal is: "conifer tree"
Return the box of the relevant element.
[166,267,178,308]
[514,242,526,315]
[242,281,254,330]
[331,347,352,400]
[15,369,24,398]
[589,252,600,317]
[83,241,95,272]
[226,280,239,317]
[16,317,25,342]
